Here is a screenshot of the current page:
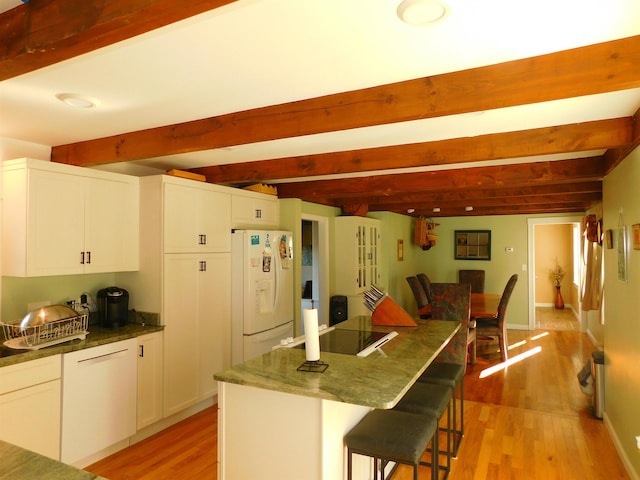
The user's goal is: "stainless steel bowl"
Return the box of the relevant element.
[19,304,79,332]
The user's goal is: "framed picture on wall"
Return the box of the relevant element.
[632,224,640,250]
[617,226,628,282]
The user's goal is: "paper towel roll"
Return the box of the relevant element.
[303,308,320,362]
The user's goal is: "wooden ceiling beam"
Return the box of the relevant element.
[345,181,603,206]
[276,157,605,200]
[398,203,594,218]
[0,0,236,81]
[193,118,630,184]
[369,192,602,213]
[603,106,640,174]
[50,35,640,167]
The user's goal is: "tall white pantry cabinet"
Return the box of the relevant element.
[120,174,232,417]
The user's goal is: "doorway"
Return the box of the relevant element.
[527,216,583,331]
[300,214,330,334]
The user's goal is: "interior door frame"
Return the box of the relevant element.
[527,215,583,330]
[301,213,330,328]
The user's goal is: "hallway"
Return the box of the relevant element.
[536,306,581,331]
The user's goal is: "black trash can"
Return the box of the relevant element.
[591,350,605,419]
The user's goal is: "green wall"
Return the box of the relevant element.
[602,145,640,476]
[2,273,117,322]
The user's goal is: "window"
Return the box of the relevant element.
[454,230,491,260]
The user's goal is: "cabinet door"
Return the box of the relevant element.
[334,217,382,295]
[84,176,139,273]
[199,190,231,252]
[27,169,85,276]
[163,254,199,416]
[197,253,231,399]
[231,194,279,229]
[137,332,163,430]
[0,379,61,460]
[164,183,201,252]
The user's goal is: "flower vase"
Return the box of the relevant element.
[554,285,564,310]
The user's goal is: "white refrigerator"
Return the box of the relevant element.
[231,230,294,365]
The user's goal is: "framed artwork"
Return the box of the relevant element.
[617,226,628,283]
[633,224,640,250]
[605,229,613,249]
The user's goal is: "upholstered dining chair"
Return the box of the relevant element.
[416,273,433,305]
[418,282,473,457]
[475,273,518,362]
[406,276,431,319]
[458,269,486,293]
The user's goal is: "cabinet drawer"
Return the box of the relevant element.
[0,355,61,395]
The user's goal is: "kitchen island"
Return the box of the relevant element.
[0,440,107,480]
[215,315,460,480]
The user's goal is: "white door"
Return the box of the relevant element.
[163,254,199,416]
[28,169,85,276]
[197,252,231,399]
[84,176,138,273]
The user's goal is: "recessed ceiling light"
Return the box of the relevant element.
[56,93,99,109]
[407,208,416,214]
[432,207,441,213]
[465,206,474,212]
[397,0,449,26]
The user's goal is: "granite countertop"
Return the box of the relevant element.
[0,440,106,480]
[214,316,460,409]
[0,322,163,368]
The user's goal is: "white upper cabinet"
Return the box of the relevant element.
[2,158,139,277]
[231,190,279,229]
[163,180,231,253]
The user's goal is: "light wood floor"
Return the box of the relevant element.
[536,306,581,331]
[85,329,629,480]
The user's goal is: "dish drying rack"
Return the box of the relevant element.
[1,313,89,350]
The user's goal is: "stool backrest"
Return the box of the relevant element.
[430,283,471,365]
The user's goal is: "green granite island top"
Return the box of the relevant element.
[0,322,163,368]
[214,316,460,409]
[0,441,106,480]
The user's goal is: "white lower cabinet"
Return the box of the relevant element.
[0,355,61,460]
[137,331,163,430]
[163,252,231,417]
[61,339,137,466]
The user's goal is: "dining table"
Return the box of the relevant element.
[470,292,501,318]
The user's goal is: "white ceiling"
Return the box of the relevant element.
[2,0,640,180]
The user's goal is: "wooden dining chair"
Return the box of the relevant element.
[406,276,431,319]
[458,269,485,293]
[475,274,518,362]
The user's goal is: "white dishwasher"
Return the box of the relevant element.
[61,338,137,466]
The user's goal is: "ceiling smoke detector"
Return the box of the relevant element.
[397,0,449,26]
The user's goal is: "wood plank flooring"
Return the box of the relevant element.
[85,328,629,480]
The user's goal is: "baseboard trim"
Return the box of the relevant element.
[604,412,639,480]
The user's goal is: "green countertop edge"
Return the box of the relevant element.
[215,316,460,409]
[0,440,107,480]
[0,323,164,368]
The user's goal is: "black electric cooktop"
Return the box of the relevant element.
[295,328,391,356]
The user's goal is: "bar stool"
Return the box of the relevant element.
[345,409,439,480]
[394,382,452,478]
[418,362,465,457]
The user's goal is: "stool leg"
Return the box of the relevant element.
[347,448,352,480]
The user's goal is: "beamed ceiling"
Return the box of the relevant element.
[2,0,640,217]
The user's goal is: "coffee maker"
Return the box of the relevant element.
[97,287,129,328]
